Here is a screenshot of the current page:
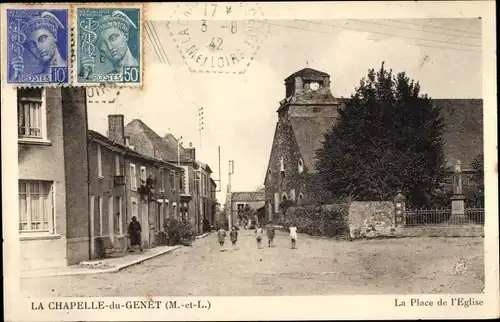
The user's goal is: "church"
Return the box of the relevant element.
[263,68,483,220]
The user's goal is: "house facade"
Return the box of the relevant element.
[16,87,89,270]
[231,191,266,225]
[264,67,484,220]
[87,115,184,257]
[124,119,216,235]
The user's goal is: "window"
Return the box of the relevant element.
[237,203,245,212]
[18,180,54,233]
[298,158,304,174]
[159,168,165,191]
[17,88,47,142]
[282,193,288,201]
[130,163,137,191]
[290,189,296,201]
[201,172,206,196]
[131,197,138,220]
[97,145,103,178]
[140,166,147,182]
[115,154,121,175]
[169,171,176,191]
[299,193,304,200]
[280,157,285,172]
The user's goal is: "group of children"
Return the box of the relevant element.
[217,221,298,251]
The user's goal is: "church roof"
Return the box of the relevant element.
[286,98,483,173]
[289,116,336,173]
[285,68,329,82]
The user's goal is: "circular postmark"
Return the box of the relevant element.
[168,3,269,74]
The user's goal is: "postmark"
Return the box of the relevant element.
[168,3,270,74]
[74,5,143,86]
[5,7,70,86]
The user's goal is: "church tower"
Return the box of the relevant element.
[279,67,339,118]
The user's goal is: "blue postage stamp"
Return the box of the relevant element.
[6,8,70,85]
[76,7,142,86]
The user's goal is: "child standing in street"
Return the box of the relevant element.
[230,226,238,249]
[217,227,227,252]
[255,224,264,249]
[266,220,275,247]
[289,222,298,249]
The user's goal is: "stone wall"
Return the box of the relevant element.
[348,201,397,239]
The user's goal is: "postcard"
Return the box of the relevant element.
[1,1,498,321]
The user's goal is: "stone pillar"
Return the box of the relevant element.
[393,190,406,228]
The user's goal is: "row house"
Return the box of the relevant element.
[87,116,184,257]
[124,118,217,235]
[15,87,89,270]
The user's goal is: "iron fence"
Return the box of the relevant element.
[405,208,484,226]
[464,208,485,225]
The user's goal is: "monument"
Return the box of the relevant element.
[450,160,470,224]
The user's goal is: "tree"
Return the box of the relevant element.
[470,153,484,206]
[315,62,446,207]
[254,185,265,192]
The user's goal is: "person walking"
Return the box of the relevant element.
[255,224,264,249]
[230,226,238,250]
[266,220,276,247]
[289,222,298,249]
[128,216,143,252]
[217,226,227,251]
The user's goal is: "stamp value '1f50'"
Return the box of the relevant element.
[6,8,70,86]
[75,6,142,86]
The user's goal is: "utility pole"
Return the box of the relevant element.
[227,160,234,229]
[198,107,204,149]
[177,136,183,166]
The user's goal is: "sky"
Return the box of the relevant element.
[86,18,482,204]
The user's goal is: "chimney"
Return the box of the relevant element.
[124,135,130,146]
[108,114,125,144]
[186,141,196,161]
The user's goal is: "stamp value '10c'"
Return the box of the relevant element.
[6,8,70,86]
[75,6,142,86]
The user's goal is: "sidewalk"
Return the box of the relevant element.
[21,245,181,279]
[21,232,212,279]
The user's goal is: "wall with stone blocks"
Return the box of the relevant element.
[348,201,397,239]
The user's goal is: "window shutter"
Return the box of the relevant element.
[50,183,55,233]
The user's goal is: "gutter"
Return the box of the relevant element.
[84,93,92,261]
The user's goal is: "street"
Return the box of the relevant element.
[21,231,484,297]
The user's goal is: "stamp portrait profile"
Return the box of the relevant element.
[6,8,69,85]
[75,6,142,86]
